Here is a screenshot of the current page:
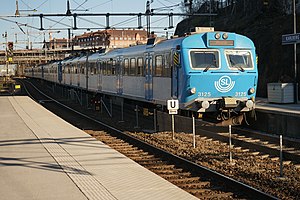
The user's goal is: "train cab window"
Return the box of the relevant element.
[137,57,143,76]
[225,50,253,70]
[190,50,219,69]
[130,58,136,76]
[155,55,163,77]
[124,58,129,75]
[112,60,116,75]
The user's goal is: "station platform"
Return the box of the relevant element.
[256,97,300,116]
[0,96,197,200]
[245,98,300,139]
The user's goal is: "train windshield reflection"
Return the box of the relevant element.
[190,50,219,69]
[225,50,253,70]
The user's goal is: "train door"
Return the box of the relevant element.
[63,64,66,84]
[41,65,44,79]
[116,56,123,94]
[58,62,62,84]
[144,52,153,100]
[172,49,180,98]
[97,59,102,91]
[77,62,80,87]
[70,64,73,85]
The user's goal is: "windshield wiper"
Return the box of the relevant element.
[203,65,213,72]
[230,58,245,72]
[235,65,245,72]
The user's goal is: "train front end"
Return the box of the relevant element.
[180,32,258,125]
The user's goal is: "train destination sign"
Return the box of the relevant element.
[209,40,234,46]
[282,33,300,45]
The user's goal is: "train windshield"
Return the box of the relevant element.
[190,50,219,69]
[225,50,253,70]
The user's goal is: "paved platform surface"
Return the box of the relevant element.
[0,96,197,200]
[256,97,300,116]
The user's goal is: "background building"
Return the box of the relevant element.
[73,29,148,49]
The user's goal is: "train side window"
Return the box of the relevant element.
[102,61,106,75]
[91,62,97,75]
[164,53,171,77]
[94,62,97,74]
[120,59,124,75]
[89,63,94,75]
[112,60,116,75]
[107,60,112,75]
[137,57,143,76]
[81,63,85,74]
[96,61,100,74]
[76,66,78,74]
[124,58,129,75]
[94,63,97,74]
[155,55,163,77]
[130,58,136,76]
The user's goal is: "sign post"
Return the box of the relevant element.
[282,33,299,103]
[229,125,232,164]
[167,99,179,140]
[281,33,300,45]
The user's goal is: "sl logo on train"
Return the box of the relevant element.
[214,76,235,93]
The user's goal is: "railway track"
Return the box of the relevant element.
[191,124,300,166]
[88,130,236,199]
[18,78,278,199]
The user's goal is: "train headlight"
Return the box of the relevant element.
[222,33,228,40]
[249,88,255,94]
[246,100,254,109]
[201,101,210,109]
[190,87,196,94]
[215,33,221,40]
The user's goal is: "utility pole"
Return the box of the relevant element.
[184,0,193,14]
[15,0,20,16]
[2,31,8,82]
[184,0,193,32]
[293,0,298,103]
[146,1,151,37]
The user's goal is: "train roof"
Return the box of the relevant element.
[60,31,255,63]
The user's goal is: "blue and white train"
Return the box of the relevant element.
[25,30,258,125]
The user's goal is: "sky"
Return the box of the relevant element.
[0,0,185,50]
